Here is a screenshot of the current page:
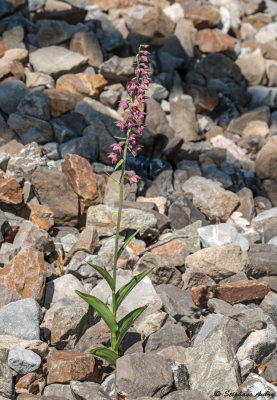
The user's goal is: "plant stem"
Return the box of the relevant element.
[111,141,128,318]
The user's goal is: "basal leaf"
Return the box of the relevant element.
[117,228,141,260]
[87,263,114,290]
[75,291,118,334]
[89,347,119,365]
[115,306,148,351]
[115,268,153,310]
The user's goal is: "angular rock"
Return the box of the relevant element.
[30,46,88,76]
[56,73,107,98]
[186,5,221,28]
[116,353,174,398]
[260,291,277,327]
[45,89,83,118]
[70,32,103,68]
[255,136,277,180]
[100,56,135,82]
[248,244,277,277]
[164,390,210,400]
[174,18,197,57]
[32,167,79,226]
[185,330,241,392]
[136,6,174,37]
[242,120,270,138]
[16,91,51,121]
[28,203,54,232]
[236,49,266,86]
[104,171,137,208]
[233,373,277,399]
[36,20,79,47]
[63,226,98,267]
[70,381,112,400]
[228,105,270,134]
[236,187,255,222]
[47,348,101,384]
[86,205,159,237]
[8,347,41,375]
[13,220,55,255]
[7,113,53,145]
[196,29,236,53]
[0,335,48,358]
[0,171,23,205]
[185,84,219,113]
[0,247,46,306]
[252,207,277,243]
[0,298,43,340]
[196,53,243,83]
[43,384,73,400]
[145,324,189,352]
[229,305,265,331]
[25,71,54,89]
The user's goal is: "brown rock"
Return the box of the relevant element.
[70,32,103,68]
[138,6,174,37]
[0,40,8,57]
[242,40,277,61]
[150,238,190,268]
[2,48,28,63]
[46,348,101,384]
[196,29,236,53]
[17,395,68,400]
[0,247,46,305]
[243,13,273,31]
[63,226,99,266]
[27,203,55,232]
[236,48,266,86]
[31,167,79,226]
[0,171,23,205]
[10,60,25,80]
[15,365,47,395]
[0,59,10,79]
[186,5,221,29]
[191,280,270,306]
[44,89,83,117]
[56,73,107,98]
[89,0,121,11]
[255,136,277,180]
[185,84,218,113]
[61,153,102,214]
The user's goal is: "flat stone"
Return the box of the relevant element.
[228,105,270,135]
[248,244,277,277]
[32,167,79,226]
[116,353,174,398]
[56,73,107,98]
[185,330,241,392]
[0,171,23,205]
[196,29,236,53]
[70,381,112,400]
[0,247,46,306]
[8,347,41,375]
[0,298,43,340]
[43,384,73,400]
[30,46,88,76]
[7,113,53,145]
[229,305,265,331]
[46,348,101,384]
[164,390,210,400]
[25,71,54,89]
[100,55,135,82]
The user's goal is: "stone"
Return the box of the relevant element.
[145,324,189,353]
[163,3,184,23]
[260,291,277,327]
[229,305,265,331]
[103,170,137,208]
[30,46,88,76]
[252,207,277,243]
[0,247,46,306]
[248,244,277,277]
[146,170,173,198]
[186,330,240,392]
[196,53,243,83]
[198,223,250,252]
[262,180,277,207]
[228,105,270,135]
[255,136,277,180]
[236,49,266,86]
[164,390,210,400]
[174,18,197,57]
[32,167,79,226]
[234,373,277,399]
[59,133,99,164]
[236,188,255,222]
[63,226,98,267]
[182,177,239,222]
[28,203,54,232]
[43,384,73,399]
[169,93,199,143]
[135,254,183,288]
[261,353,277,381]
[2,48,27,64]
[45,89,83,118]
[0,336,48,357]
[0,298,43,340]
[74,318,110,353]
[0,171,23,205]
[145,83,168,103]
[61,153,102,214]
[185,244,249,283]
[266,59,277,87]
[186,5,220,28]
[100,56,135,82]
[70,381,112,400]
[136,6,174,37]
[8,347,41,375]
[134,311,167,339]
[242,120,270,138]
[236,326,277,364]
[191,280,270,306]
[116,353,174,398]
[16,91,51,121]
[145,97,174,142]
[86,205,159,237]
[56,73,107,98]
[70,32,103,68]
[44,273,87,309]
[13,220,55,255]
[185,85,219,113]
[46,348,101,384]
[25,71,54,89]
[196,29,236,53]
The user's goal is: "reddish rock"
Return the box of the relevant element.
[242,40,277,61]
[191,280,270,306]
[0,171,23,205]
[138,6,174,37]
[44,89,83,117]
[150,238,190,268]
[56,73,107,98]
[185,84,219,113]
[61,153,102,214]
[27,203,55,232]
[0,40,8,57]
[186,5,221,29]
[196,29,236,53]
[31,167,79,226]
[243,13,273,31]
[0,247,47,305]
[46,348,101,384]
[15,365,47,395]
[11,60,25,80]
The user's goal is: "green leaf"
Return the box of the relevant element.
[117,228,141,260]
[89,347,119,365]
[75,291,118,334]
[115,268,153,310]
[105,172,120,184]
[115,306,148,351]
[87,263,114,290]
[114,159,124,171]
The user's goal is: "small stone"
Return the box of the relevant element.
[163,3,184,23]
[70,381,112,400]
[16,91,51,121]
[56,73,107,98]
[25,71,54,89]
[196,29,236,53]
[185,84,218,113]
[252,207,277,243]
[100,56,135,82]
[234,373,277,399]
[46,348,101,384]
[174,18,197,57]
[13,220,55,255]
[145,324,189,353]
[228,105,270,135]
[0,171,23,205]
[236,49,266,86]
[237,188,255,222]
[70,32,103,68]
[43,384,74,400]
[45,89,83,118]
[27,203,54,232]
[186,5,221,28]
[260,291,277,327]
[137,6,174,37]
[8,347,41,375]
[255,136,277,180]
[134,311,167,339]
[242,120,270,138]
[0,335,48,358]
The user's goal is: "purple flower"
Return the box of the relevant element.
[108,152,119,164]
[119,100,129,110]
[124,171,141,185]
[111,143,123,154]
[114,121,125,131]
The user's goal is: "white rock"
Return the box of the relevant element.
[8,347,41,375]
[163,3,184,23]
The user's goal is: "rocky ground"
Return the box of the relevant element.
[0,0,277,399]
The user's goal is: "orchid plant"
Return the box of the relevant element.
[75,45,152,365]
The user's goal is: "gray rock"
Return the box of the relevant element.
[239,358,257,381]
[103,170,137,207]
[248,244,277,277]
[233,373,277,399]
[182,266,216,290]
[145,97,174,142]
[252,207,277,243]
[0,284,22,309]
[168,194,208,230]
[146,170,173,198]
[16,91,51,121]
[260,291,277,327]
[182,177,239,222]
[146,83,168,102]
[0,81,29,115]
[196,53,243,83]
[28,0,45,11]
[247,85,277,107]
[59,133,99,163]
[236,326,277,364]
[67,253,103,281]
[186,330,241,392]
[50,118,79,144]
[0,210,10,244]
[43,384,74,399]
[43,142,60,161]
[201,166,232,189]
[0,298,43,340]
[145,324,189,353]
[100,56,135,81]
[99,89,120,108]
[8,113,53,145]
[8,347,41,374]
[0,348,14,399]
[237,188,255,222]
[13,220,55,255]
[70,31,103,69]
[30,46,88,76]
[261,352,277,381]
[229,305,265,331]
[116,353,174,398]
[70,380,112,400]
[167,360,189,391]
[207,298,234,315]
[198,223,250,252]
[36,20,80,47]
